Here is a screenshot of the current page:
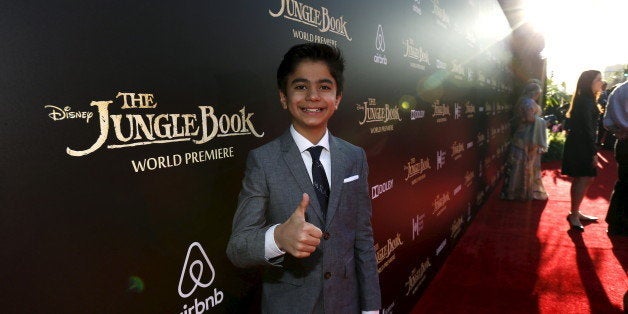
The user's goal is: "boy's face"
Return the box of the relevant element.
[280,60,342,137]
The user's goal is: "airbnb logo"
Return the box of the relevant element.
[178,242,215,298]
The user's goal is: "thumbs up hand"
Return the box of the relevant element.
[274,193,323,258]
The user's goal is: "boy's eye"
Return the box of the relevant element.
[320,85,331,90]
[295,85,307,90]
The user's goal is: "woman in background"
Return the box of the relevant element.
[562,70,603,231]
[501,82,548,201]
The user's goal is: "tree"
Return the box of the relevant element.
[544,72,570,120]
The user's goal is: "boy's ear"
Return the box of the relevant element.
[279,91,287,109]
[335,93,342,109]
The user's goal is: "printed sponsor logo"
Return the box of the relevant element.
[403,38,430,70]
[45,105,94,123]
[431,0,450,28]
[371,179,394,199]
[178,242,223,313]
[451,60,465,80]
[485,102,495,116]
[412,0,423,15]
[436,150,446,170]
[465,101,476,118]
[476,190,485,205]
[478,71,487,85]
[269,0,352,41]
[464,170,474,187]
[404,157,431,185]
[45,92,263,161]
[435,239,447,255]
[476,132,485,146]
[483,156,491,169]
[410,109,426,120]
[454,102,462,120]
[405,258,431,296]
[467,68,474,81]
[432,100,450,123]
[383,301,396,314]
[496,102,505,113]
[453,184,462,196]
[432,192,450,216]
[357,98,401,134]
[451,141,464,160]
[373,24,388,65]
[467,202,472,222]
[451,216,463,239]
[412,213,425,240]
[466,30,476,47]
[375,233,403,273]
[436,59,447,70]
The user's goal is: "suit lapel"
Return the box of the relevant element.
[280,130,325,223]
[326,135,348,228]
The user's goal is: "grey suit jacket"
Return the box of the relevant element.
[227,129,381,313]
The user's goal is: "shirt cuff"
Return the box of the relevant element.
[265,224,285,260]
[362,311,379,314]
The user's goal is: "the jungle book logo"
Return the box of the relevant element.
[403,38,430,70]
[451,141,464,160]
[404,157,431,185]
[405,258,431,296]
[464,170,474,187]
[178,242,223,312]
[357,98,401,134]
[432,192,450,216]
[431,0,450,28]
[432,100,450,123]
[375,233,403,273]
[44,92,264,157]
[269,0,352,41]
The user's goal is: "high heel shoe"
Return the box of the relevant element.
[577,212,598,221]
[567,214,584,231]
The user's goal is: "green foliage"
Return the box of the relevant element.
[544,74,570,114]
[541,131,566,162]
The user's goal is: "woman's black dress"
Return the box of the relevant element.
[561,97,599,177]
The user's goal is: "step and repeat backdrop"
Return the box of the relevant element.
[1,1,519,313]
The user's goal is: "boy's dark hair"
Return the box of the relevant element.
[277,43,345,96]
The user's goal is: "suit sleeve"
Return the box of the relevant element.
[226,150,278,268]
[354,148,382,311]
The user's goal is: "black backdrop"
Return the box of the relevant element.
[1,1,518,313]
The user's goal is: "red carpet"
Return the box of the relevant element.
[413,150,628,313]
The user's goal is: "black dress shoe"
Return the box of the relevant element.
[567,214,584,231]
[577,212,598,221]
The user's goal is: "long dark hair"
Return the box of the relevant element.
[566,70,600,118]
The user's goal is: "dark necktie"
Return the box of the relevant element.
[307,146,330,216]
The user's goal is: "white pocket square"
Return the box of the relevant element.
[343,175,359,183]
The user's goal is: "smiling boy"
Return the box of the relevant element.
[227,43,381,313]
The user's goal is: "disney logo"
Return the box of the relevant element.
[45,105,94,123]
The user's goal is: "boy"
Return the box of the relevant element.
[226,43,381,313]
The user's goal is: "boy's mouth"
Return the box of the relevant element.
[301,107,324,113]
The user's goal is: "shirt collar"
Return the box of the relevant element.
[290,125,330,153]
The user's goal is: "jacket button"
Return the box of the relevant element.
[323,232,330,240]
[324,272,332,279]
